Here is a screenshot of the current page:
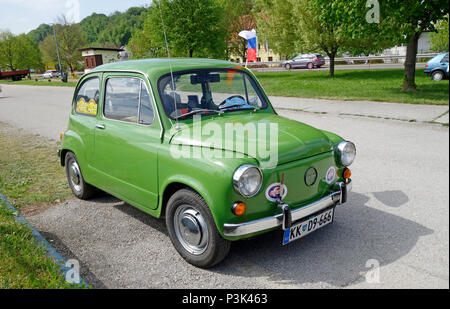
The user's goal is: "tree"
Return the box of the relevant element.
[220,0,255,61]
[129,0,227,59]
[97,7,147,47]
[27,24,53,45]
[0,31,42,71]
[383,0,449,91]
[254,0,300,59]
[256,0,396,77]
[39,17,87,73]
[430,14,449,52]
[80,13,109,43]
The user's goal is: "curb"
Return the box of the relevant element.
[0,192,88,288]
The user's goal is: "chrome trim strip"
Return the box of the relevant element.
[223,180,352,237]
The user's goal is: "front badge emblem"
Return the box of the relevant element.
[304,167,318,186]
[326,167,336,184]
[265,183,288,202]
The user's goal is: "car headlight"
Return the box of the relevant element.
[233,165,263,198]
[337,141,356,167]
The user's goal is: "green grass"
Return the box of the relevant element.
[0,201,82,289]
[0,122,84,288]
[255,69,449,105]
[0,79,77,87]
[0,122,72,210]
[2,68,448,105]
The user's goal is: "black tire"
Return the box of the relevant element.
[285,63,292,70]
[307,62,314,70]
[431,71,444,81]
[166,188,231,268]
[65,152,95,200]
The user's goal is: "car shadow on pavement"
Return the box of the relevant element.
[212,191,433,287]
[39,231,108,289]
[113,202,169,237]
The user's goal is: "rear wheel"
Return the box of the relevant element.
[65,152,95,200]
[166,188,231,268]
[432,71,444,81]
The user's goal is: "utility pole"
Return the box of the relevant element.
[52,25,63,80]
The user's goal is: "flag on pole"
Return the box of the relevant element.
[264,40,269,53]
[238,29,258,63]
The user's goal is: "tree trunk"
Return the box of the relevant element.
[402,32,421,92]
[189,49,193,58]
[328,53,336,78]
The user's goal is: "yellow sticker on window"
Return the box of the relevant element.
[76,98,97,116]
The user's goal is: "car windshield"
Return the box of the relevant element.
[158,69,268,120]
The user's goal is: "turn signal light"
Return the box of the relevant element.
[232,202,246,216]
[343,168,352,179]
[59,131,64,141]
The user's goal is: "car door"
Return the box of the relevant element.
[292,56,302,68]
[441,54,449,76]
[90,73,161,210]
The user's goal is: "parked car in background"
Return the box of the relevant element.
[424,53,449,81]
[283,54,326,70]
[43,70,60,79]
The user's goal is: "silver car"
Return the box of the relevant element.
[283,54,326,70]
[43,70,60,79]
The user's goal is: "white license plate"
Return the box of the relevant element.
[282,208,335,245]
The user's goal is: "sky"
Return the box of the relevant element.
[0,0,152,35]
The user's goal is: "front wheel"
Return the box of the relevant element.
[65,152,95,200]
[307,62,314,70]
[285,63,292,70]
[166,189,231,268]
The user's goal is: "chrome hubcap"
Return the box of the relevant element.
[433,73,443,81]
[174,206,209,255]
[68,160,82,192]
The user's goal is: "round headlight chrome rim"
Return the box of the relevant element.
[233,165,263,198]
[337,141,356,167]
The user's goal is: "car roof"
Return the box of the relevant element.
[90,58,239,80]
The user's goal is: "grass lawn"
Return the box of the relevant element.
[0,121,81,288]
[0,201,81,288]
[0,122,72,211]
[2,68,448,105]
[0,79,77,87]
[255,69,449,105]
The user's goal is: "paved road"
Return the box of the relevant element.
[0,85,448,289]
[251,63,426,73]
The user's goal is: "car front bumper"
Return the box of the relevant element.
[223,180,352,237]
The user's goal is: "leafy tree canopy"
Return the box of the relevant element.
[0,31,42,71]
[129,0,226,59]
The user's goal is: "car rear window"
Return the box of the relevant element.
[74,77,100,117]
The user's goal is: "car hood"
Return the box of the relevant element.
[170,112,333,166]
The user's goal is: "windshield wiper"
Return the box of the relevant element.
[220,104,260,112]
[174,109,221,120]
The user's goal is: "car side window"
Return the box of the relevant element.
[441,54,449,63]
[104,77,154,125]
[75,77,100,116]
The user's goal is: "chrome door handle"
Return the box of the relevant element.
[96,124,105,130]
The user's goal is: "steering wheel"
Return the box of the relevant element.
[218,95,246,108]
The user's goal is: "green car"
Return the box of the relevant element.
[59,59,356,268]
